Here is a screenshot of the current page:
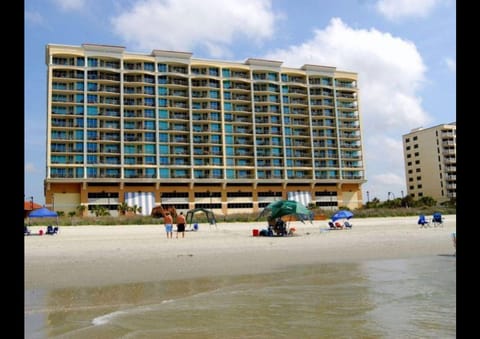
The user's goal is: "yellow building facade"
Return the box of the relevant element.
[402,123,456,204]
[44,43,366,216]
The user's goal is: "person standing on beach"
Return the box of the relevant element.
[176,211,186,238]
[164,212,173,239]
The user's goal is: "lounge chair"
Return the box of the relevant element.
[24,225,31,236]
[328,221,345,230]
[344,221,352,229]
[432,212,444,227]
[46,225,59,235]
[418,214,429,228]
[273,219,288,236]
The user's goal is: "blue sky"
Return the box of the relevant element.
[25,0,456,205]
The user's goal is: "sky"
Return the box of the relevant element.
[24,0,456,205]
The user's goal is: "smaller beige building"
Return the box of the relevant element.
[402,123,456,203]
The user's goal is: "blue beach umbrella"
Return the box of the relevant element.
[331,210,353,222]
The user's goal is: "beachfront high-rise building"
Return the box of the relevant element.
[402,123,456,203]
[44,43,366,216]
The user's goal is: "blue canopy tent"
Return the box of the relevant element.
[29,207,58,218]
[28,207,59,228]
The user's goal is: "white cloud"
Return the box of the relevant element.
[265,18,429,130]
[110,0,277,57]
[445,57,456,73]
[51,0,87,11]
[375,0,441,21]
[25,10,45,25]
[263,18,431,200]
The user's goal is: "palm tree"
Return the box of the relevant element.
[68,211,76,225]
[76,204,86,217]
[131,205,142,215]
[92,205,110,217]
[117,202,129,215]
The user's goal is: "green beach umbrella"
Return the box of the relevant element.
[258,199,313,223]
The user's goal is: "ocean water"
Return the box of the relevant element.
[25,255,456,339]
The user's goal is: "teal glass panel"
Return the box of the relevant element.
[75,168,84,178]
[159,168,169,178]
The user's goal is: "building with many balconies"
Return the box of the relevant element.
[44,43,366,216]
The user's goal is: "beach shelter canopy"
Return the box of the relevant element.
[258,199,313,223]
[28,207,58,218]
[185,208,216,226]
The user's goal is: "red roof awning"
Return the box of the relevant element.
[24,201,43,211]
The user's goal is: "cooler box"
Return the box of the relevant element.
[252,229,259,236]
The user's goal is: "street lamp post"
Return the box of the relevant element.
[30,196,34,210]
[366,191,369,203]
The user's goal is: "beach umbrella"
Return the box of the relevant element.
[258,199,313,223]
[331,210,354,222]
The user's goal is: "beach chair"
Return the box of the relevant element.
[24,225,31,236]
[417,214,429,228]
[273,219,288,236]
[343,221,352,229]
[46,225,59,235]
[432,212,444,227]
[328,221,336,229]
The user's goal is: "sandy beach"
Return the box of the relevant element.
[24,215,456,290]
